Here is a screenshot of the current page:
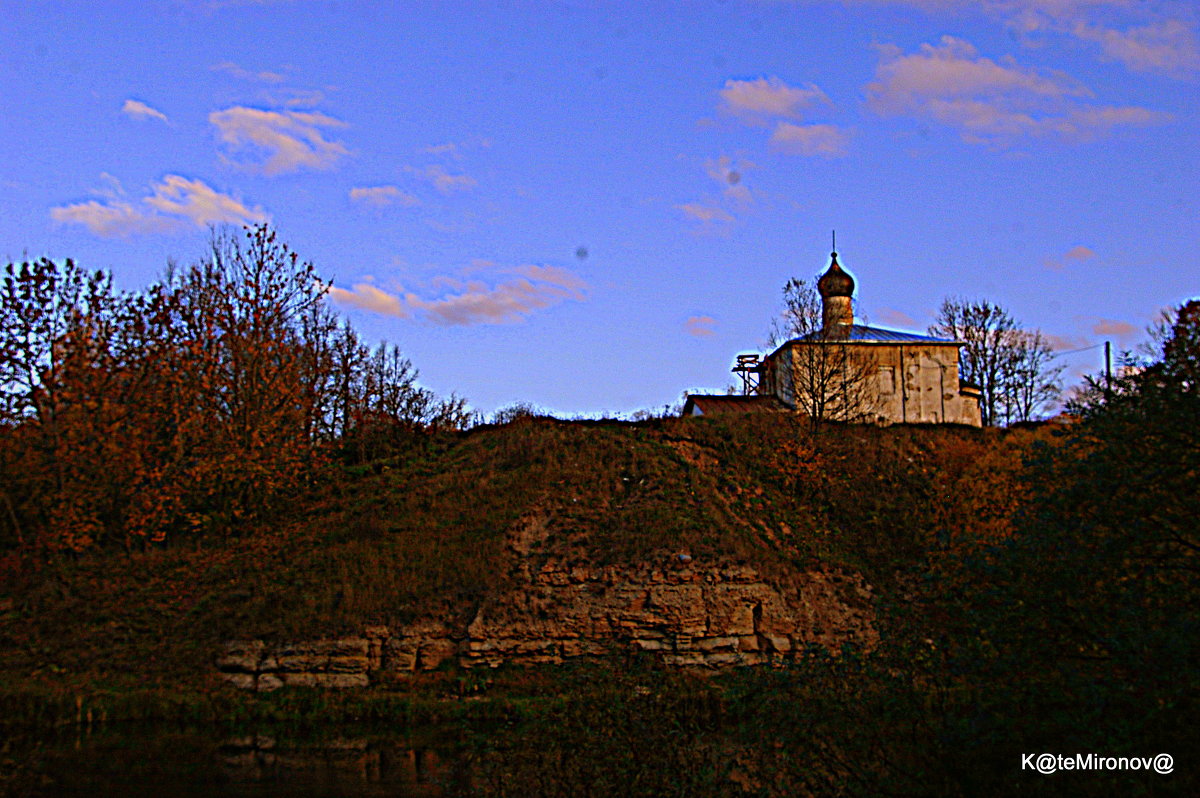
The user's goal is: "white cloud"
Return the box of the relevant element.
[143,175,267,227]
[329,264,587,325]
[713,76,846,155]
[1065,244,1096,261]
[121,99,169,123]
[50,201,180,238]
[869,36,1086,115]
[769,122,850,157]
[867,36,1167,145]
[327,283,410,317]
[718,76,829,123]
[406,164,478,194]
[209,106,348,175]
[408,268,584,324]
[349,185,420,207]
[685,316,718,337]
[50,175,266,238]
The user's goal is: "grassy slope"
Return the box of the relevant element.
[0,414,1034,694]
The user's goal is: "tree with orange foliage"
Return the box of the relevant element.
[0,225,471,556]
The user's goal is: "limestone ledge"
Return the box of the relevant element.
[217,563,875,691]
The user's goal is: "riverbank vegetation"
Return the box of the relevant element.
[1,228,1196,795]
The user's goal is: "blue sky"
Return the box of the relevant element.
[2,0,1197,416]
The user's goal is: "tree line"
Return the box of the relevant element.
[0,225,468,557]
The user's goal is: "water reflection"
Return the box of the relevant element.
[9,725,471,797]
[218,734,451,794]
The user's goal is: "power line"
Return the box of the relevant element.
[1050,343,1105,358]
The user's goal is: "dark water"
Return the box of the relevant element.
[4,725,475,797]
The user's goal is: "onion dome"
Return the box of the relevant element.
[817,252,855,298]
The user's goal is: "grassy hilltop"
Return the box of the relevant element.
[1,414,1022,685]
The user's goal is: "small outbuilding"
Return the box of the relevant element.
[681,394,789,417]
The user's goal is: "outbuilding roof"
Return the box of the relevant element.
[681,394,790,417]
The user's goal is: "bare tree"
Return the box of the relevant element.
[767,278,823,350]
[929,297,1062,426]
[1000,329,1064,424]
[768,278,877,425]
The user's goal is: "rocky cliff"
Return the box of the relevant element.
[218,556,876,690]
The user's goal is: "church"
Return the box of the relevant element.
[685,250,982,426]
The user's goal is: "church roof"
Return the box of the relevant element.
[794,324,959,344]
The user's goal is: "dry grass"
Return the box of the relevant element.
[0,414,1035,688]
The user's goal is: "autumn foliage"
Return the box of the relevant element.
[0,225,468,557]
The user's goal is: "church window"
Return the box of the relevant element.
[878,366,895,394]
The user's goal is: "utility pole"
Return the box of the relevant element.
[1105,341,1112,399]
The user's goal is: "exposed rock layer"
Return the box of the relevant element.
[218,561,875,690]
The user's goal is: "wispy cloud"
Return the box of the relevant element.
[802,1,1121,17]
[807,0,1200,78]
[422,136,492,159]
[121,99,169,123]
[719,77,828,124]
[685,316,717,337]
[272,89,327,109]
[349,185,420,208]
[1071,18,1200,77]
[703,155,757,204]
[329,263,587,325]
[50,175,266,237]
[769,122,850,157]
[1000,2,1200,77]
[1092,318,1138,338]
[1045,332,1091,352]
[876,308,918,329]
[211,61,286,83]
[1046,243,1097,270]
[405,164,477,194]
[209,106,348,175]
[677,203,734,224]
[424,142,460,157]
[867,36,1167,145]
[681,155,759,234]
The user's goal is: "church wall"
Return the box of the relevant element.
[772,342,980,426]
[775,346,794,406]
